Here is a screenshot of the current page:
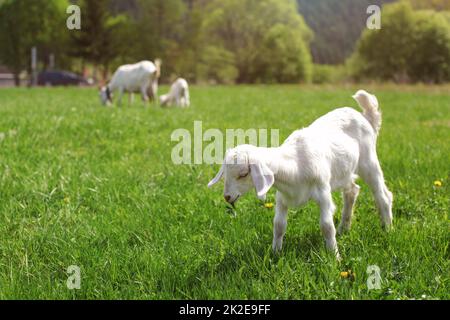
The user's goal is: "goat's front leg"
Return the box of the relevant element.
[116,88,124,106]
[338,182,360,235]
[128,92,134,106]
[272,194,288,252]
[314,186,340,260]
[140,86,149,106]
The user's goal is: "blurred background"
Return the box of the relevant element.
[0,0,449,87]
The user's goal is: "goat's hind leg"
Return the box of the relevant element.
[313,186,340,260]
[272,193,288,252]
[359,155,393,230]
[338,180,360,235]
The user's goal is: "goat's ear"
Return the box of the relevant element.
[208,164,224,187]
[250,160,274,200]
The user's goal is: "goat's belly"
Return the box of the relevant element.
[291,193,311,207]
[117,75,150,92]
[121,81,146,92]
[125,85,141,92]
[329,155,359,191]
[277,187,311,207]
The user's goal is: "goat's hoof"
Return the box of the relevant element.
[382,223,394,232]
[272,242,283,253]
[337,225,350,236]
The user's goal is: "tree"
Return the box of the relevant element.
[196,46,238,84]
[408,0,450,11]
[201,0,313,83]
[408,10,450,83]
[0,0,69,85]
[174,0,210,82]
[260,24,312,83]
[129,0,186,79]
[349,1,450,83]
[71,0,129,80]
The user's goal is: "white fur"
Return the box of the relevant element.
[100,60,161,106]
[160,78,190,108]
[208,90,393,260]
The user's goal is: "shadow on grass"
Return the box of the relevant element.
[177,229,328,295]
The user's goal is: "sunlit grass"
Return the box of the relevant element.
[0,85,448,299]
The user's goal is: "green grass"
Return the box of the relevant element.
[0,85,448,299]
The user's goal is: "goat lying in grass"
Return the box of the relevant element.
[160,78,190,108]
[208,90,393,260]
[100,60,161,106]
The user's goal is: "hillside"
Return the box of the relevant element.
[297,0,396,64]
[77,0,447,67]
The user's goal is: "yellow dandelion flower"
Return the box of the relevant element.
[434,180,442,187]
[264,202,274,209]
[340,271,349,278]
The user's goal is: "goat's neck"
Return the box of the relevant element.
[253,146,297,187]
[107,82,115,91]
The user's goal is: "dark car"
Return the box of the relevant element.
[37,70,89,86]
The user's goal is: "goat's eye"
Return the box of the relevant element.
[238,172,249,179]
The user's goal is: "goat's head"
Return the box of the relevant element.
[208,145,274,205]
[99,86,112,106]
[159,94,169,107]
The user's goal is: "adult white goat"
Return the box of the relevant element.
[160,78,190,108]
[208,90,393,260]
[100,60,161,106]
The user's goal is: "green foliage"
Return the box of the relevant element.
[312,64,347,84]
[167,1,206,82]
[408,10,450,83]
[0,86,448,298]
[70,0,130,78]
[0,0,69,84]
[196,46,238,84]
[1,0,449,84]
[201,0,313,83]
[259,24,312,83]
[350,1,450,83]
[128,0,186,79]
[408,0,450,10]
[350,2,416,82]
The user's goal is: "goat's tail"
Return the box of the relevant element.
[154,59,162,78]
[352,90,382,135]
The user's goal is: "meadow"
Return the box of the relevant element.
[0,85,448,299]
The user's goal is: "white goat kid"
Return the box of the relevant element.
[160,78,190,108]
[100,60,161,106]
[208,90,393,260]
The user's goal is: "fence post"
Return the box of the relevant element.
[31,46,37,86]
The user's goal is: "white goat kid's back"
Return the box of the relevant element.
[100,60,160,106]
[160,78,190,108]
[208,90,393,260]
